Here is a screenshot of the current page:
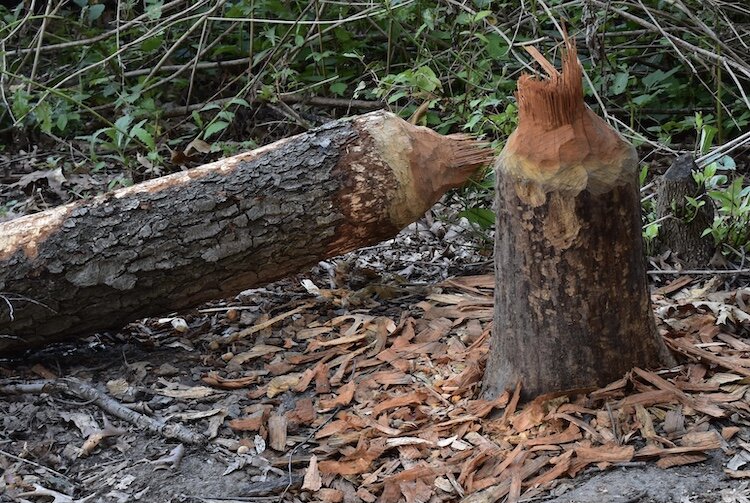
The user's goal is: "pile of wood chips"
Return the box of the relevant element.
[202,274,750,503]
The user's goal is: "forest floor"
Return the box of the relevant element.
[1,209,750,503]
[2,139,750,502]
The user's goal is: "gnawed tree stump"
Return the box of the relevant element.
[483,40,673,401]
[0,111,491,353]
[656,154,715,266]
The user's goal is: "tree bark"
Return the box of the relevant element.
[0,111,491,353]
[655,154,715,266]
[483,41,673,401]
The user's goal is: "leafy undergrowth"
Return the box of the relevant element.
[1,251,750,502]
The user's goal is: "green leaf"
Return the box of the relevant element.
[413,66,440,93]
[642,67,679,90]
[631,94,653,107]
[131,122,155,151]
[56,113,69,132]
[612,72,629,95]
[203,121,229,140]
[330,82,347,96]
[699,124,718,154]
[422,9,434,30]
[145,0,164,20]
[114,115,133,132]
[716,155,736,171]
[485,33,508,59]
[639,164,649,186]
[456,12,472,25]
[227,97,250,108]
[199,103,222,112]
[33,101,52,134]
[191,110,203,128]
[385,90,406,104]
[473,10,492,22]
[88,4,105,22]
[643,222,660,240]
[459,208,495,229]
[141,36,163,53]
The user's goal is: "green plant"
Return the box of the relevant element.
[84,114,161,173]
[639,164,661,255]
[703,175,750,251]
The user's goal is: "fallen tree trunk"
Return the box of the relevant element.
[483,40,673,401]
[0,111,491,353]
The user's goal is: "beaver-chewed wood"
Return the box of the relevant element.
[483,39,673,401]
[0,111,492,353]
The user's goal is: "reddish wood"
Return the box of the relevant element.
[483,39,672,401]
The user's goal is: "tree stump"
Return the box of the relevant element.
[483,40,673,401]
[655,154,715,266]
[0,111,492,353]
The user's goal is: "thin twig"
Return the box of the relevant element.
[0,378,206,445]
[0,448,73,481]
[647,268,750,275]
[278,406,342,502]
[2,0,187,56]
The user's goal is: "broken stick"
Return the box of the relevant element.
[0,377,205,444]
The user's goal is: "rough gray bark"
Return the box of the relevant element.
[0,111,490,353]
[656,154,715,266]
[486,174,670,400]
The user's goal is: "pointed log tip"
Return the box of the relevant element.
[445,134,495,176]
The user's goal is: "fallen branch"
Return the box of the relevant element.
[0,378,206,444]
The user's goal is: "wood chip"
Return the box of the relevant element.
[319,380,356,409]
[228,409,267,432]
[725,469,750,479]
[722,426,741,440]
[302,455,322,491]
[656,454,707,469]
[665,338,750,378]
[228,344,284,366]
[201,371,266,389]
[632,368,725,417]
[525,424,582,447]
[268,415,287,451]
[636,430,722,458]
[371,391,428,417]
[231,303,314,342]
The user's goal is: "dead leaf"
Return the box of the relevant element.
[228,345,284,366]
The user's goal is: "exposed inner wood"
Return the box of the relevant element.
[484,39,672,401]
[502,39,635,205]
